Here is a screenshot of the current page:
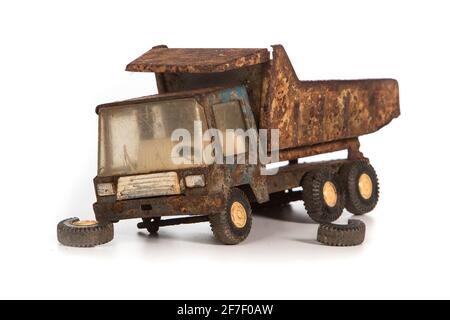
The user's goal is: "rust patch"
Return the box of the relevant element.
[275,138,364,162]
[265,45,400,151]
[126,47,270,73]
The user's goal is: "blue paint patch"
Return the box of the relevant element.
[218,88,233,102]
[218,86,248,103]
[235,86,248,100]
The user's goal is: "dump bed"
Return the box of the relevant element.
[126,45,400,154]
[262,46,400,150]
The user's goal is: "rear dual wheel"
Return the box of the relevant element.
[340,161,379,215]
[302,169,345,223]
[302,161,379,223]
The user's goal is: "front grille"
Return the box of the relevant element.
[117,172,180,200]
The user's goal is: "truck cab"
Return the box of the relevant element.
[93,86,266,231]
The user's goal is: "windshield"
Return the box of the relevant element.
[98,98,207,176]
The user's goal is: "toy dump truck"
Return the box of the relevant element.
[65,45,400,246]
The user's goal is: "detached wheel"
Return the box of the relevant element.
[302,169,345,223]
[317,219,366,247]
[210,188,252,245]
[57,217,114,248]
[340,161,379,215]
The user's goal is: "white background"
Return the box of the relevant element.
[0,0,449,299]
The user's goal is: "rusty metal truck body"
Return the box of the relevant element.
[93,45,399,244]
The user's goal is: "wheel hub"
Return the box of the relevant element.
[72,220,98,227]
[358,173,373,199]
[230,202,247,228]
[323,181,338,207]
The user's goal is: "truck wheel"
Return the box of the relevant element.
[302,169,345,223]
[317,219,366,247]
[209,188,252,245]
[57,217,114,247]
[340,161,379,215]
[142,217,161,235]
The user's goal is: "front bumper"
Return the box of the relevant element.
[93,193,226,222]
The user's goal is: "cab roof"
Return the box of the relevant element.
[126,45,270,73]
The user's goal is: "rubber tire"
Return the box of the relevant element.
[317,219,366,247]
[57,217,114,248]
[302,169,345,223]
[340,161,379,215]
[209,188,252,245]
[143,217,161,235]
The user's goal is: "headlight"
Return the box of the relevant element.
[97,182,115,196]
[185,175,206,188]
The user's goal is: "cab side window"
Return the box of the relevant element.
[212,100,247,156]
